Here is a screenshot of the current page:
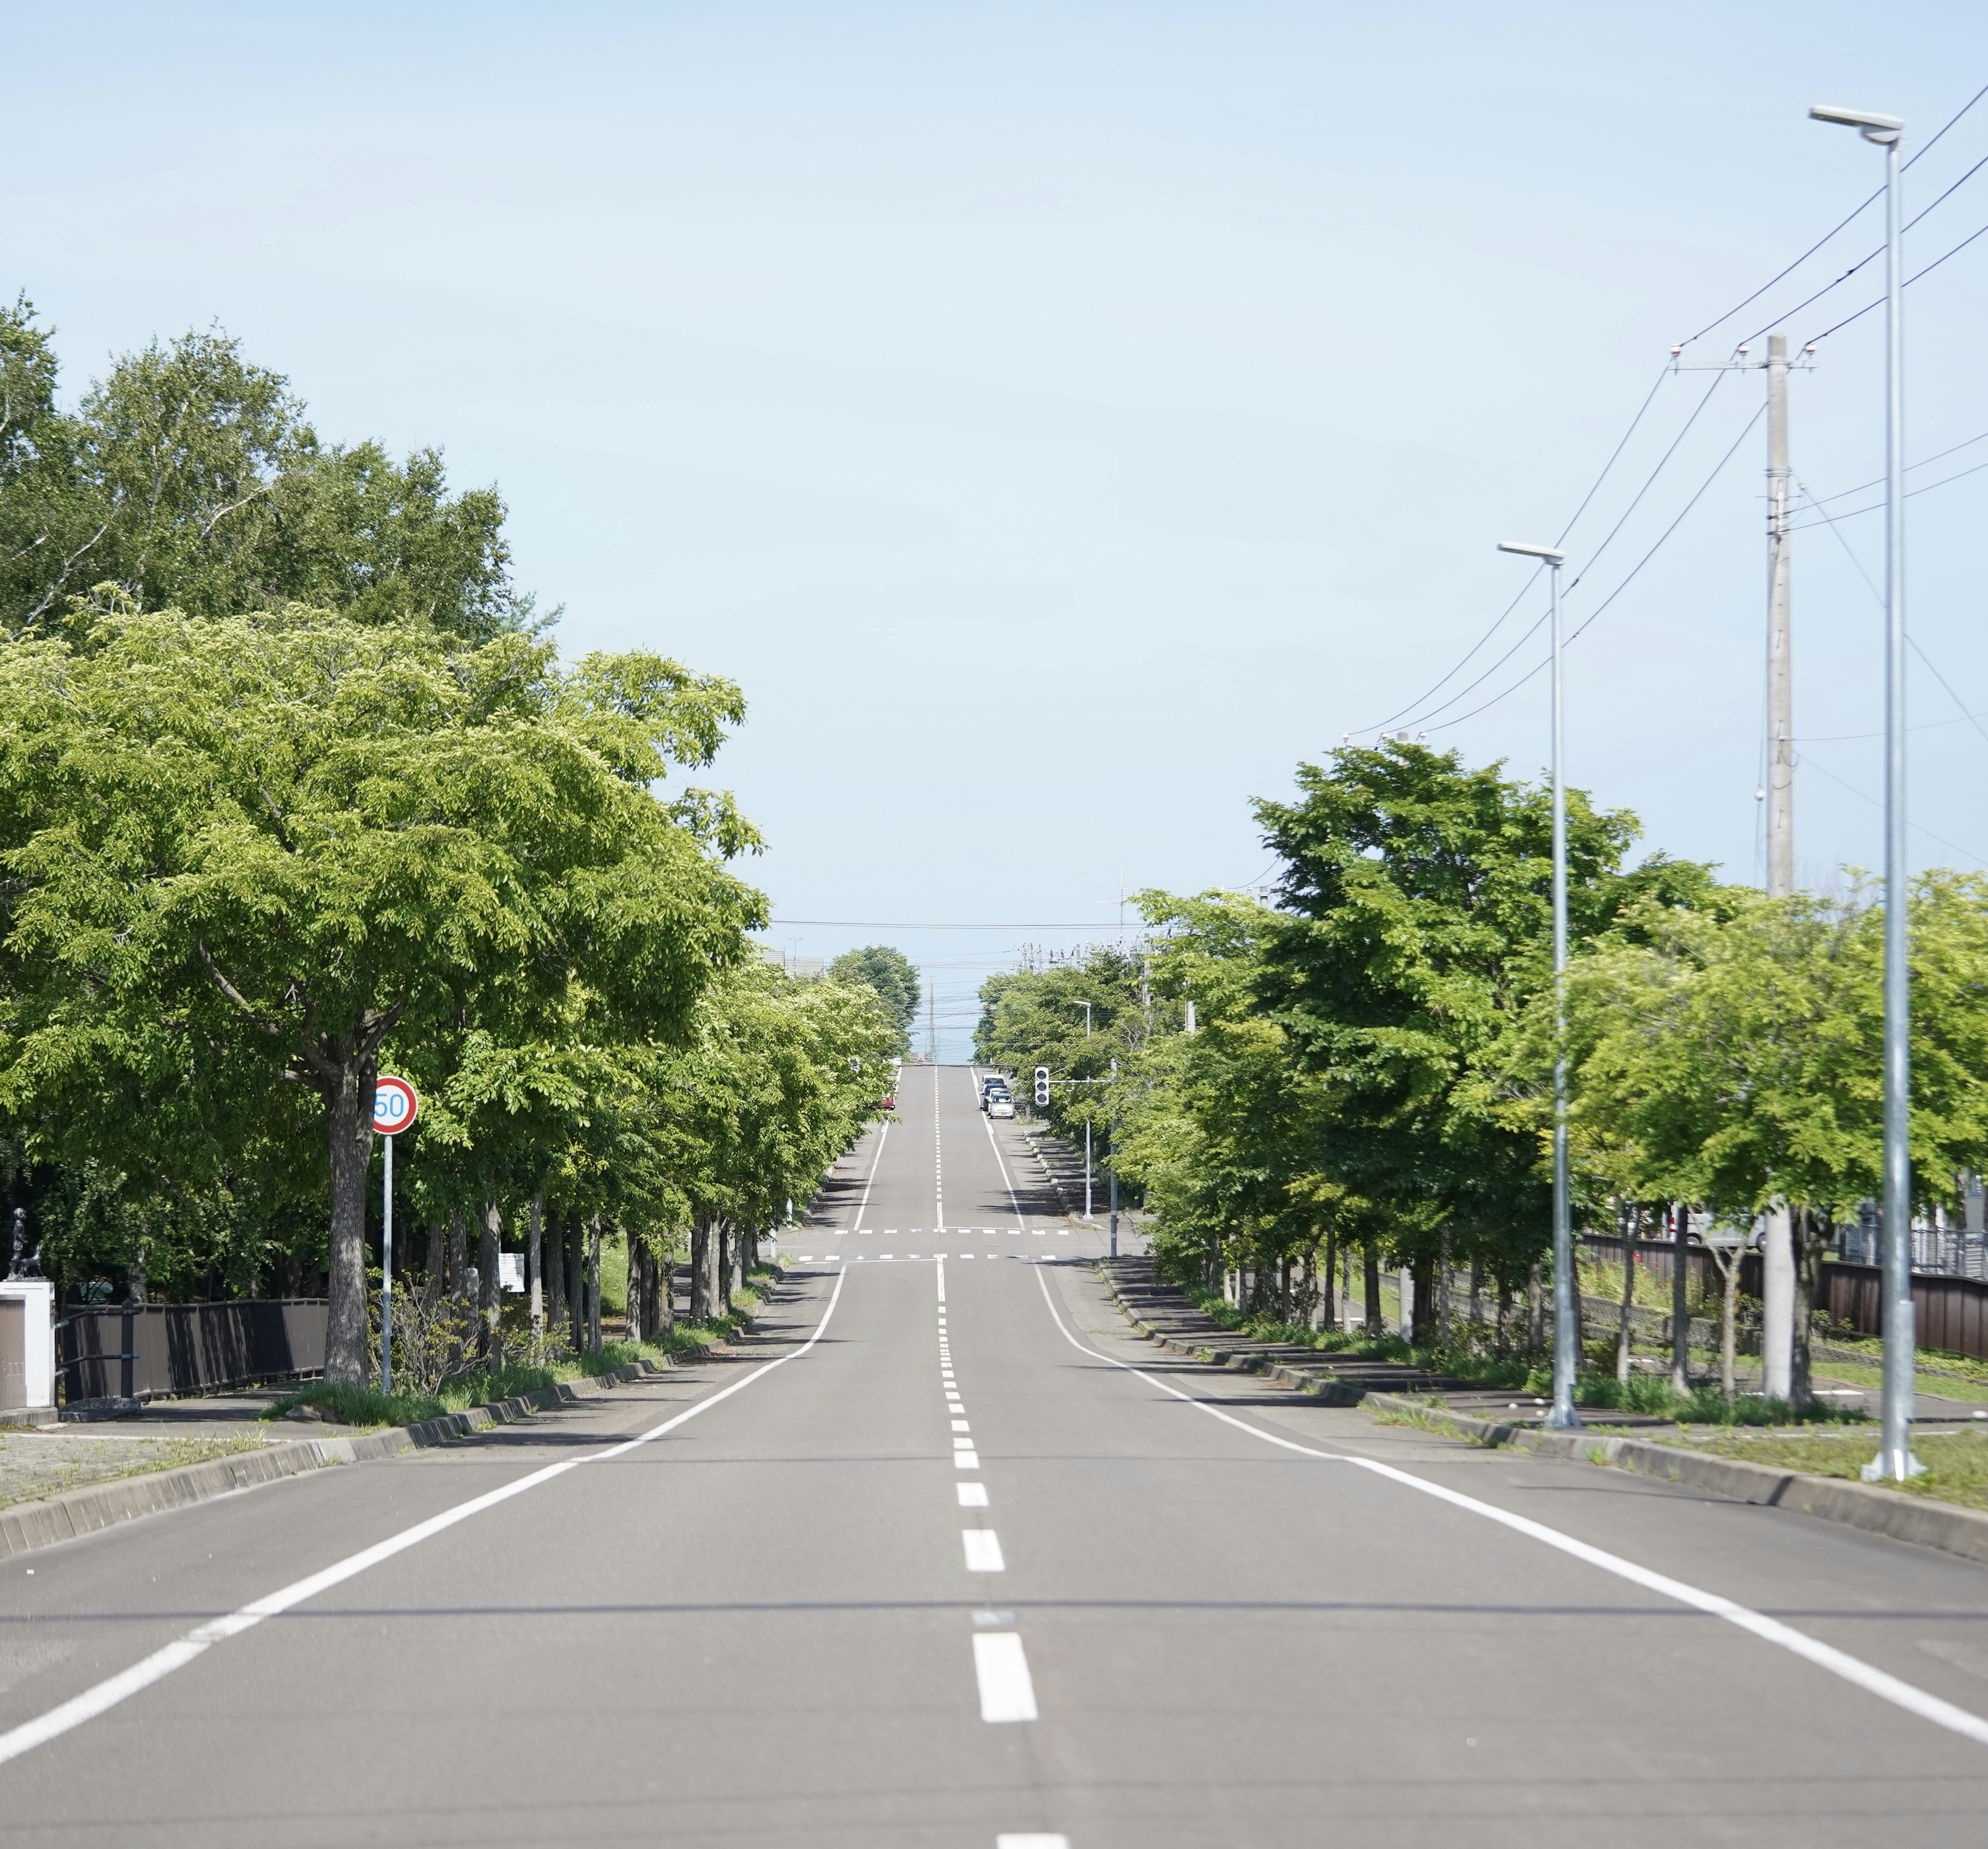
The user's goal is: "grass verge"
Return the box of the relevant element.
[1177,1285,1860,1425]
[1648,1425,1988,1514]
[263,1274,772,1431]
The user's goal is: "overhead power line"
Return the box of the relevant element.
[1425,402,1766,735]
[1682,77,1988,352]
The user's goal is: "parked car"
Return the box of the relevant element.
[988,1097,1015,1118]
[980,1084,1011,1113]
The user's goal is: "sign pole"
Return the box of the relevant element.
[381,1134,394,1397]
[369,1075,419,1400]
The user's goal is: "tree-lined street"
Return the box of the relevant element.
[6,1068,1988,1845]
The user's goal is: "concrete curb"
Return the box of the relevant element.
[1363,1391,1988,1570]
[1093,1263,1438,1406]
[0,1356,670,1563]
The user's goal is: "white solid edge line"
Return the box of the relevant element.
[851,1115,890,1234]
[0,1265,852,1770]
[1030,1264,1988,1751]
[973,1630,1037,1722]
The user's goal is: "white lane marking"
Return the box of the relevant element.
[952,1420,972,1433]
[851,1116,890,1233]
[933,1060,943,1229]
[937,1255,946,1307]
[1031,1266,1988,1752]
[962,1529,1006,1572]
[996,1837,1069,1848]
[959,1482,990,1507]
[974,1632,1037,1721]
[955,1449,981,1469]
[0,1268,852,1770]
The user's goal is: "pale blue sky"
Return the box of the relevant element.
[12,3,1988,1054]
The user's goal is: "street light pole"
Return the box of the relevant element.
[1811,103,1917,1482]
[1107,1056,1119,1260]
[1498,540,1578,1430]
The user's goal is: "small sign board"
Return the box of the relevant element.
[372,1076,420,1136]
[499,1251,524,1294]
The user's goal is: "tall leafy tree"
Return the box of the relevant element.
[0,309,536,642]
[827,944,920,1053]
[1253,740,1715,1323]
[0,607,763,1381]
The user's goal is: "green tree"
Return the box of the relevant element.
[1543,877,1988,1400]
[0,606,763,1381]
[1253,740,1716,1334]
[0,310,537,642]
[827,944,920,1053]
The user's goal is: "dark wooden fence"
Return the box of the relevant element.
[1579,1235,1988,1361]
[57,1300,327,1402]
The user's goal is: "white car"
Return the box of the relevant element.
[988,1096,1016,1118]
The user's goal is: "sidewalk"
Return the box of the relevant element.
[0,1388,362,1510]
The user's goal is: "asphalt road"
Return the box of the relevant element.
[5,1065,1988,1845]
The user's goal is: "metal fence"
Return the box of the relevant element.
[57,1299,327,1402]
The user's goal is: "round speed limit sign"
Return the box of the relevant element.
[372,1075,420,1136]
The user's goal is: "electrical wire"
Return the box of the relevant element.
[1352,366,1671,734]
[1794,750,1988,867]
[1804,427,1988,506]
[1789,453,1988,529]
[1806,214,1988,345]
[1423,402,1765,734]
[1793,481,1988,760]
[1383,370,1733,734]
[1683,79,1988,352]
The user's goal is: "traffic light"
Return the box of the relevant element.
[1034,1066,1050,1107]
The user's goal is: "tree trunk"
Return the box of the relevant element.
[1496,1272,1513,1359]
[1411,1254,1436,1348]
[690,1220,713,1322]
[323,1060,376,1386]
[586,1214,602,1353]
[1322,1231,1338,1332]
[478,1202,502,1365]
[1526,1260,1546,1356]
[624,1231,643,1346]
[566,1214,584,1353]
[424,1219,446,1288]
[128,1225,149,1305]
[720,1224,737,1314]
[545,1210,566,1344]
[528,1197,544,1364]
[1362,1246,1383,1336]
[640,1240,664,1342]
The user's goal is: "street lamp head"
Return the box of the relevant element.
[1497,540,1565,563]
[1809,103,1903,144]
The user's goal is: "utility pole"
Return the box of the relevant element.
[927,984,935,1064]
[1766,330,1795,899]
[1671,329,1812,1404]
[1762,329,1797,1403]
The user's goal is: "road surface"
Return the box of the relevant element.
[4,1064,1988,1845]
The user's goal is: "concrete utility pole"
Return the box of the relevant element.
[927,984,936,1064]
[1766,331,1795,899]
[1671,329,1812,1403]
[1761,329,1797,1404]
